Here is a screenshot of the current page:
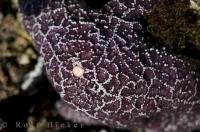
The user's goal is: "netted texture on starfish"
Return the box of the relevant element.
[19,0,200,131]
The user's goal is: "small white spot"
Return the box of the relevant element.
[100,129,107,132]
[72,66,85,77]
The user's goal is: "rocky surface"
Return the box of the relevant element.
[147,0,200,59]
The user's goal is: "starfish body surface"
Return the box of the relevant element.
[19,0,200,131]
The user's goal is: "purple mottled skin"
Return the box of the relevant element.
[19,0,200,131]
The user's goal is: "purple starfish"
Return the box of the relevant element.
[19,0,200,131]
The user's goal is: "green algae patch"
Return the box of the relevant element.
[0,1,38,100]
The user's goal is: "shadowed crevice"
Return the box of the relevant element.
[79,0,110,9]
[19,0,49,16]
